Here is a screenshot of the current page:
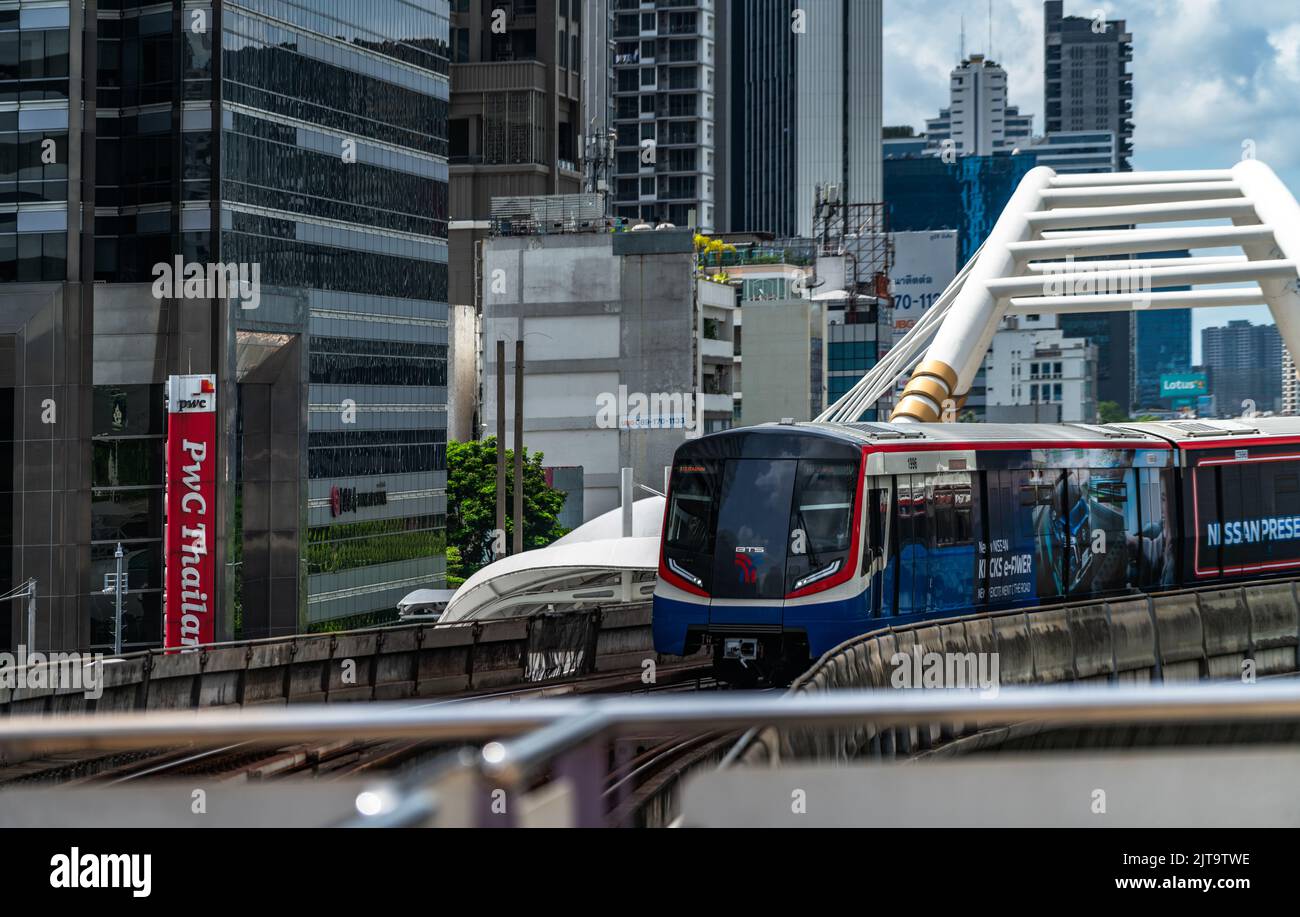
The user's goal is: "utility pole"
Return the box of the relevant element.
[114,542,125,655]
[495,339,506,560]
[25,579,36,653]
[513,339,524,555]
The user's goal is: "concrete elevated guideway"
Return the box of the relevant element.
[735,577,1300,766]
[5,575,1300,826]
[0,601,694,721]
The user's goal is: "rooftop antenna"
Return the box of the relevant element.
[959,14,965,61]
[987,0,993,60]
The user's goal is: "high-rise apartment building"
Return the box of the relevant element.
[1284,347,1299,417]
[447,0,584,219]
[923,54,1033,158]
[1202,320,1284,417]
[610,0,725,232]
[1,0,450,652]
[729,0,881,238]
[1043,0,1133,171]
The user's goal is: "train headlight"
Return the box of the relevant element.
[793,559,842,592]
[667,557,703,588]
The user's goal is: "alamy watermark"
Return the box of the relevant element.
[889,646,1000,697]
[0,645,105,700]
[596,385,702,437]
[1042,255,1152,309]
[151,256,261,310]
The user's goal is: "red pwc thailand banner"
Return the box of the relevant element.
[164,374,217,649]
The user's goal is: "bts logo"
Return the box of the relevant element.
[734,547,764,584]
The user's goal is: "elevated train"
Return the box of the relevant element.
[653,418,1300,684]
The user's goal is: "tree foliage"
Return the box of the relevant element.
[447,438,568,582]
[1097,400,1128,424]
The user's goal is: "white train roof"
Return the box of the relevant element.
[791,420,1167,446]
[1111,417,1300,442]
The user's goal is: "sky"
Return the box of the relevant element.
[882,0,1300,362]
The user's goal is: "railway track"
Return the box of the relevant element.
[0,661,718,787]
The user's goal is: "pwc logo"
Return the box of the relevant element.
[167,374,217,414]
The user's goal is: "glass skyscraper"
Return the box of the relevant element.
[729,0,881,237]
[0,0,448,652]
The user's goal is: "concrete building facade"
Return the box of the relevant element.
[1202,320,1283,417]
[984,313,1098,424]
[1283,347,1298,417]
[480,226,733,520]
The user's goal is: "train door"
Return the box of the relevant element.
[892,474,931,618]
[929,472,976,612]
[708,458,796,628]
[864,479,890,618]
[1136,466,1176,588]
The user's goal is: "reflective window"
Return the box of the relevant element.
[664,460,721,590]
[785,460,859,592]
[711,459,797,600]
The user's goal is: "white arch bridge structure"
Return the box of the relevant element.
[819,159,1300,424]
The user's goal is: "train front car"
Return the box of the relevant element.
[653,419,1183,686]
[653,424,869,685]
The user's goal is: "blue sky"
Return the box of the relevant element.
[883,0,1300,361]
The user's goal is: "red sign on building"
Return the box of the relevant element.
[164,374,217,649]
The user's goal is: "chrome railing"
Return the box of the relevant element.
[4,682,1300,827]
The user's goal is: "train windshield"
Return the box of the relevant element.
[663,461,723,590]
[711,460,798,599]
[784,461,859,593]
[665,454,861,599]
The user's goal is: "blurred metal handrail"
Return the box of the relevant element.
[6,682,1300,756]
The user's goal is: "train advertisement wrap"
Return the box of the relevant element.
[164,374,217,649]
[1191,450,1300,578]
[881,448,1175,619]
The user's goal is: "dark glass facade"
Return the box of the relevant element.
[2,1,450,651]
[89,384,166,648]
[0,5,70,282]
[1134,310,1192,410]
[220,0,450,629]
[884,153,1039,263]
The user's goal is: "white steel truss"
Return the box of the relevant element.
[817,160,1300,424]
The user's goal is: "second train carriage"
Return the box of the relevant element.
[653,417,1300,684]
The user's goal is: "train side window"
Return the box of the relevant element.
[897,476,928,546]
[864,487,886,567]
[1192,463,1223,577]
[932,473,972,546]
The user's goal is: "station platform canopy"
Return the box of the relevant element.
[431,496,664,624]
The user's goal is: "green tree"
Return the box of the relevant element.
[447,438,568,581]
[1097,400,1128,424]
